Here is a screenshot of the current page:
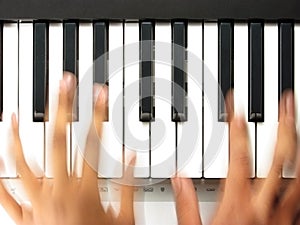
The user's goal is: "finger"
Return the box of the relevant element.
[171,177,202,225]
[11,114,41,204]
[277,179,300,223]
[63,71,77,122]
[227,115,251,186]
[0,181,22,224]
[256,91,296,219]
[225,89,234,122]
[52,78,69,184]
[0,159,22,224]
[117,156,136,225]
[81,85,107,187]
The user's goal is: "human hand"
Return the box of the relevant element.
[172,91,299,225]
[0,73,135,225]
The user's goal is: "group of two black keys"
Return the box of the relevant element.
[0,21,294,123]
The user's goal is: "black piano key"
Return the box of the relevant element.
[94,21,109,121]
[139,21,154,122]
[218,22,234,122]
[248,22,264,122]
[172,21,187,122]
[0,23,2,121]
[33,22,49,122]
[63,22,78,121]
[63,22,78,76]
[279,22,294,101]
[93,21,108,84]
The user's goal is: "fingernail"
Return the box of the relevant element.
[11,113,17,126]
[100,86,108,104]
[63,73,76,93]
[171,177,182,194]
[286,91,295,120]
[94,85,108,104]
[225,90,234,121]
[93,84,101,103]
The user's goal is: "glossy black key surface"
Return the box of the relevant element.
[63,22,78,76]
[33,22,48,122]
[279,22,294,101]
[172,21,187,122]
[248,22,264,122]
[0,23,2,121]
[93,21,108,84]
[64,22,78,121]
[218,22,233,122]
[140,21,154,122]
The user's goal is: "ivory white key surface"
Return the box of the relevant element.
[177,23,203,178]
[283,23,300,178]
[203,23,228,178]
[257,24,278,178]
[0,23,18,178]
[124,23,150,177]
[19,23,44,177]
[98,23,123,178]
[70,23,94,177]
[151,23,176,178]
[45,23,70,177]
[234,23,256,177]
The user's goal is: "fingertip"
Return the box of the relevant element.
[63,71,77,92]
[285,90,295,121]
[171,177,182,195]
[11,113,17,127]
[93,84,108,105]
[225,89,234,122]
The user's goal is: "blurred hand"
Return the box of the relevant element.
[0,72,135,225]
[172,91,299,225]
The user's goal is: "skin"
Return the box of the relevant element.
[0,73,135,225]
[172,90,300,225]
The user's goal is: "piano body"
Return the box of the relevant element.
[0,0,300,224]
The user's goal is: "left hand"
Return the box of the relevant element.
[0,72,135,225]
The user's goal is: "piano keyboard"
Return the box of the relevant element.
[0,20,299,224]
[0,20,298,178]
[0,0,300,223]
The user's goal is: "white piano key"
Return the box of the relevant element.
[234,23,255,177]
[98,23,123,178]
[124,22,150,178]
[257,24,278,178]
[71,23,94,177]
[151,23,176,178]
[283,23,300,178]
[177,23,202,178]
[0,23,18,177]
[19,23,44,177]
[203,22,228,178]
[45,23,68,177]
